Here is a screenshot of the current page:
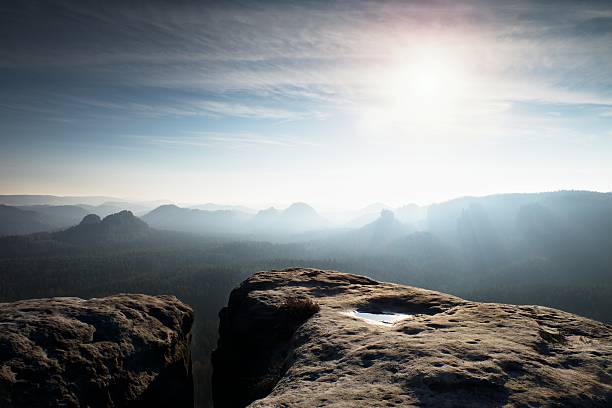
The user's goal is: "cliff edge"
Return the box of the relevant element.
[212,268,612,407]
[0,294,194,407]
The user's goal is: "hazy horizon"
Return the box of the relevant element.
[2,0,612,208]
[1,188,611,213]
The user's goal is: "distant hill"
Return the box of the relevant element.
[78,201,157,217]
[0,195,162,217]
[55,211,151,243]
[343,203,425,228]
[17,205,89,228]
[144,202,332,237]
[315,209,413,255]
[0,205,52,236]
[324,203,392,226]
[142,205,251,235]
[427,190,612,278]
[354,209,411,245]
[1,204,95,236]
[250,207,280,224]
[189,203,256,213]
[249,202,329,234]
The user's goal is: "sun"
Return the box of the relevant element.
[364,45,470,131]
[400,56,454,100]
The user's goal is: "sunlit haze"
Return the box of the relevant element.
[1,0,611,209]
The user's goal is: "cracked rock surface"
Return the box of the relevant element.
[212,268,612,407]
[0,294,193,407]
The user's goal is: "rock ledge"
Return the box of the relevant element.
[213,268,612,407]
[0,294,193,407]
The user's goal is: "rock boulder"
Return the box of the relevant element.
[212,268,612,407]
[0,294,194,407]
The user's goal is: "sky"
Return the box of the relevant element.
[1,0,612,210]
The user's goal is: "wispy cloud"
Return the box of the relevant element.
[189,101,326,121]
[127,131,320,150]
[2,0,612,120]
[1,93,323,122]
[2,1,612,135]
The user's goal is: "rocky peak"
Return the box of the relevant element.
[79,213,101,225]
[212,268,612,407]
[56,210,150,243]
[100,210,144,227]
[0,294,194,407]
[149,204,181,214]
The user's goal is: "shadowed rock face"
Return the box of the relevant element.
[0,294,194,408]
[212,268,612,407]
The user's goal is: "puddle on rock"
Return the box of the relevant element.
[341,310,413,326]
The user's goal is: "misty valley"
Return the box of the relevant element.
[1,190,611,406]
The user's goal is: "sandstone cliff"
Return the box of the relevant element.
[0,294,194,407]
[213,268,612,407]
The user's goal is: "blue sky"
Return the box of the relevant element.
[1,0,611,209]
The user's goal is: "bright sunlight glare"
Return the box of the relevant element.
[362,45,472,134]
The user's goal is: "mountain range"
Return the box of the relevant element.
[3,192,612,261]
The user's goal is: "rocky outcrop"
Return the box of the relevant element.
[0,294,194,407]
[54,211,151,243]
[80,213,102,225]
[212,268,612,407]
